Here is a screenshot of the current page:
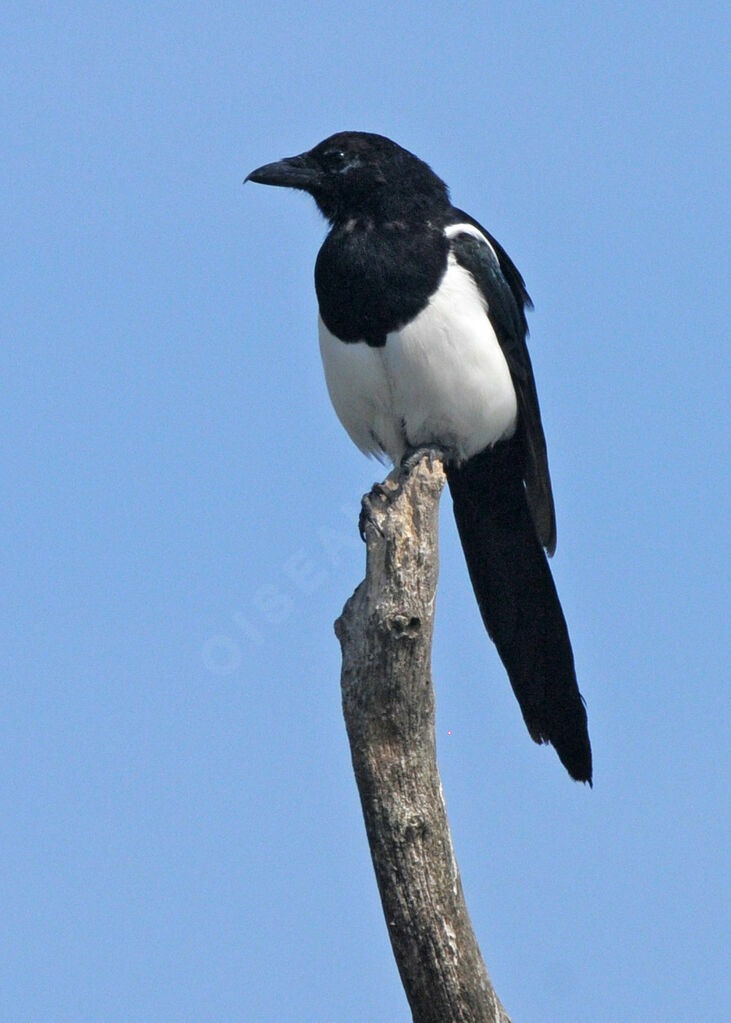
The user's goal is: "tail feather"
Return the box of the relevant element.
[446,440,592,783]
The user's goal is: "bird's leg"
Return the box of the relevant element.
[399,444,449,478]
[358,446,448,542]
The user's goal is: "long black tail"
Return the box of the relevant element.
[446,440,592,783]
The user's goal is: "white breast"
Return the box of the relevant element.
[318,250,517,465]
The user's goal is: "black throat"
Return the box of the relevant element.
[315,216,450,347]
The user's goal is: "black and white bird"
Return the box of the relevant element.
[247,131,592,783]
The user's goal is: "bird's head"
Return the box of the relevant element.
[246,131,450,223]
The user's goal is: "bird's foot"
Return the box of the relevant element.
[399,444,449,478]
[358,447,448,542]
[359,481,397,541]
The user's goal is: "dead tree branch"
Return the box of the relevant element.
[335,452,513,1023]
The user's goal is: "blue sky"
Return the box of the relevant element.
[2,3,728,1021]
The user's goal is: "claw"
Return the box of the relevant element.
[358,498,370,541]
[358,449,447,542]
[359,482,397,541]
[399,444,448,476]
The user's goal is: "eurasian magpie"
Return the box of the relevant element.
[247,132,592,783]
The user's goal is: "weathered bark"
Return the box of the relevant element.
[335,452,513,1023]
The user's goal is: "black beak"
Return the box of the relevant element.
[245,153,321,191]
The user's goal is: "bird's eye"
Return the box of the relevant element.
[320,148,358,174]
[321,149,347,169]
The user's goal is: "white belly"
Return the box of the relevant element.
[318,255,517,464]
